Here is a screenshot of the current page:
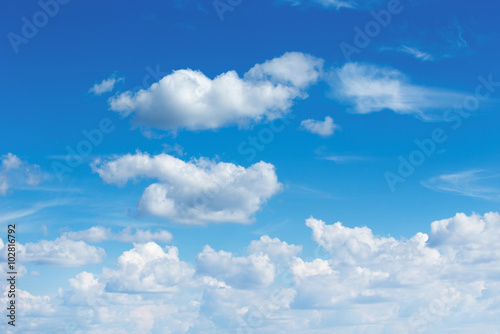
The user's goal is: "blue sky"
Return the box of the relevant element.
[1,0,500,333]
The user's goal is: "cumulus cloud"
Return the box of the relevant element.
[328,63,467,120]
[429,212,500,263]
[300,116,340,136]
[102,242,194,292]
[92,152,282,224]
[89,75,124,95]
[0,237,105,267]
[108,52,323,132]
[0,153,41,195]
[62,226,173,243]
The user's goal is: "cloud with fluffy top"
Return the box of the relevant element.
[108,52,323,132]
[300,116,340,136]
[92,152,282,224]
[102,242,194,292]
[0,153,41,195]
[328,62,467,120]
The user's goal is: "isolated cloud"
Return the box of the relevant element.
[0,153,41,195]
[89,75,124,95]
[329,63,466,120]
[108,52,323,132]
[422,170,500,201]
[92,152,282,224]
[300,116,339,136]
[1,237,106,267]
[62,226,173,243]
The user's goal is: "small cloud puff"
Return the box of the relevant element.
[89,74,124,95]
[300,116,340,136]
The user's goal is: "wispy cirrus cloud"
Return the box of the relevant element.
[323,154,369,163]
[422,170,500,201]
[0,153,42,195]
[327,62,468,120]
[62,226,173,244]
[279,0,383,10]
[380,45,434,61]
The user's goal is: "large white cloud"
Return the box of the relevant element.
[92,152,282,224]
[328,63,467,120]
[108,52,323,132]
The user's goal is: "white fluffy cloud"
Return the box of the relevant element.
[300,116,339,136]
[0,153,41,195]
[102,242,194,292]
[329,63,466,120]
[108,52,323,131]
[62,226,173,243]
[89,75,124,95]
[92,152,282,224]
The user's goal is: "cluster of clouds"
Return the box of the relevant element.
[103,52,467,136]
[1,212,500,333]
[92,152,282,224]
[0,226,173,267]
[0,153,41,195]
